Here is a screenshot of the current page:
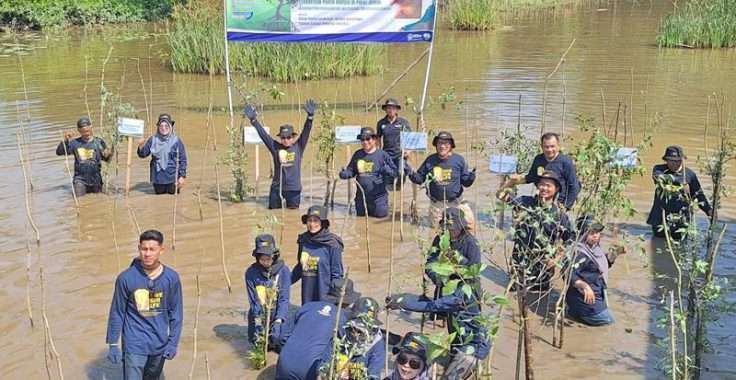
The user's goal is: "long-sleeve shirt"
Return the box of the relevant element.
[566,242,614,316]
[508,195,573,257]
[291,240,344,305]
[339,148,397,200]
[105,259,183,356]
[245,261,291,323]
[322,334,386,380]
[646,164,711,227]
[137,137,187,184]
[252,117,313,192]
[524,153,580,209]
[426,233,481,287]
[56,136,111,186]
[406,153,475,202]
[376,115,411,159]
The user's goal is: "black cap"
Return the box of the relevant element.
[278,124,296,138]
[301,205,329,224]
[157,113,175,127]
[77,117,92,128]
[576,215,605,236]
[662,145,686,161]
[440,207,468,232]
[432,131,456,148]
[356,127,377,140]
[324,278,361,306]
[538,170,561,189]
[381,98,402,110]
[252,234,279,257]
[350,297,381,323]
[392,332,428,362]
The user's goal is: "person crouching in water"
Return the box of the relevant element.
[339,127,397,218]
[245,234,290,351]
[291,206,345,305]
[385,332,430,380]
[565,220,626,326]
[137,114,187,195]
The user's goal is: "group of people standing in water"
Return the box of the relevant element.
[54,96,713,379]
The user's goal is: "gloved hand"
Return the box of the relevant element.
[243,103,258,121]
[385,296,402,310]
[339,167,351,179]
[163,344,177,360]
[303,99,317,116]
[270,321,282,341]
[107,344,122,364]
[467,167,477,182]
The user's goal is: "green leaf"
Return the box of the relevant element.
[427,262,455,277]
[439,231,451,251]
[493,295,510,306]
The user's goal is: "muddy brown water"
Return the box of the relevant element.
[1,2,736,379]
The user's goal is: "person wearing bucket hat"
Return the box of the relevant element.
[56,116,113,196]
[244,99,317,209]
[339,127,397,218]
[291,206,345,305]
[425,207,481,288]
[646,145,712,239]
[245,234,290,349]
[137,113,188,195]
[507,132,581,210]
[497,170,573,292]
[405,131,477,232]
[376,97,411,190]
[385,332,430,380]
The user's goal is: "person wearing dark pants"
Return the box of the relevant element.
[376,98,411,190]
[56,116,113,196]
[106,230,183,380]
[137,114,187,195]
[339,127,397,218]
[244,100,316,209]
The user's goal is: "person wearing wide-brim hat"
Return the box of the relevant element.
[56,116,113,196]
[646,145,712,239]
[243,99,317,209]
[137,113,188,195]
[425,207,481,289]
[339,127,397,218]
[497,170,573,292]
[291,205,345,305]
[385,332,431,380]
[405,131,477,232]
[245,234,290,350]
[376,97,411,190]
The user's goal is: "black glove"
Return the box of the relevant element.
[303,99,317,116]
[385,296,401,310]
[339,167,351,180]
[243,103,258,121]
[467,167,477,182]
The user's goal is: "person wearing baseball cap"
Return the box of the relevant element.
[339,127,397,218]
[243,99,317,209]
[376,97,411,190]
[137,114,188,195]
[56,116,113,196]
[291,206,345,305]
[646,145,712,239]
[405,131,477,232]
[385,332,430,380]
[245,234,290,349]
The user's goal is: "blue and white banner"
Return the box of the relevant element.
[227,0,436,43]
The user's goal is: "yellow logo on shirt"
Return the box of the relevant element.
[77,147,95,161]
[537,166,545,176]
[432,166,452,185]
[357,159,374,175]
[300,251,320,274]
[279,150,296,166]
[133,288,163,317]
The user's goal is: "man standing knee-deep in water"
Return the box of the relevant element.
[56,116,113,195]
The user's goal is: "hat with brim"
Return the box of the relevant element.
[324,278,361,306]
[77,117,92,128]
[301,205,329,225]
[252,234,279,257]
[349,297,383,326]
[157,113,175,127]
[381,98,402,111]
[662,145,686,161]
[538,170,562,190]
[440,207,468,232]
[357,127,377,140]
[392,332,428,363]
[432,131,456,149]
[278,124,297,138]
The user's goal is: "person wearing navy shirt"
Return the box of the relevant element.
[105,230,183,380]
[291,206,345,305]
[509,132,580,210]
[56,116,113,195]
[405,131,476,232]
[646,145,712,239]
[376,98,411,189]
[245,234,290,350]
[137,114,188,195]
[384,332,431,380]
[275,279,359,380]
[339,127,397,218]
[244,100,316,209]
[425,207,481,289]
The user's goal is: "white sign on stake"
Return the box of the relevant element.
[610,147,638,169]
[243,126,269,144]
[335,126,363,144]
[117,117,145,138]
[401,132,428,151]
[489,155,518,175]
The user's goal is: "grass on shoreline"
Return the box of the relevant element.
[657,0,736,48]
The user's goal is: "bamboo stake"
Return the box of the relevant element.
[17,54,35,190]
[214,160,233,293]
[17,132,40,245]
[328,269,350,380]
[126,201,142,236]
[366,47,431,111]
[40,268,64,380]
[669,291,676,380]
[59,132,80,213]
[197,67,215,221]
[99,46,113,131]
[385,181,398,374]
[25,241,34,328]
[111,198,121,272]
[84,56,92,121]
[135,58,152,133]
[263,273,280,366]
[205,352,212,380]
[541,39,576,134]
[354,181,372,272]
[172,144,181,252]
[188,274,202,380]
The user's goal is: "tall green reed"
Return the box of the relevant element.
[657,0,736,48]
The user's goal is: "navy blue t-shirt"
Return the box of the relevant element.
[524,153,580,209]
[406,153,475,202]
[376,115,411,159]
[252,118,313,192]
[56,136,110,186]
[339,148,397,199]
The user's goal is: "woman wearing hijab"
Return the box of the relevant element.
[137,114,187,195]
[291,205,345,305]
[384,333,430,380]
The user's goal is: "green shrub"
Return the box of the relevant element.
[168,2,384,82]
[657,0,736,48]
[445,0,496,31]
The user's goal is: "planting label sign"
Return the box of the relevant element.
[335,126,363,144]
[243,126,269,144]
[611,147,638,169]
[489,155,518,175]
[117,117,145,138]
[226,0,436,43]
[401,132,427,151]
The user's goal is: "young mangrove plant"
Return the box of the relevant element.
[221,121,251,202]
[315,103,341,208]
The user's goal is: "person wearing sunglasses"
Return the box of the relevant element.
[137,114,188,195]
[105,230,183,380]
[385,332,430,380]
[339,127,397,218]
[244,99,317,209]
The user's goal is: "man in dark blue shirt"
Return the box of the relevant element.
[339,127,397,218]
[56,117,113,196]
[244,100,316,209]
[376,98,411,190]
[106,230,183,380]
[509,132,580,210]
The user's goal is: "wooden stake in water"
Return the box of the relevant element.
[59,132,80,213]
[16,132,40,245]
[25,241,34,328]
[354,181,372,272]
[188,273,202,380]
[40,268,65,380]
[385,181,398,374]
[124,137,134,196]
[214,160,233,293]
